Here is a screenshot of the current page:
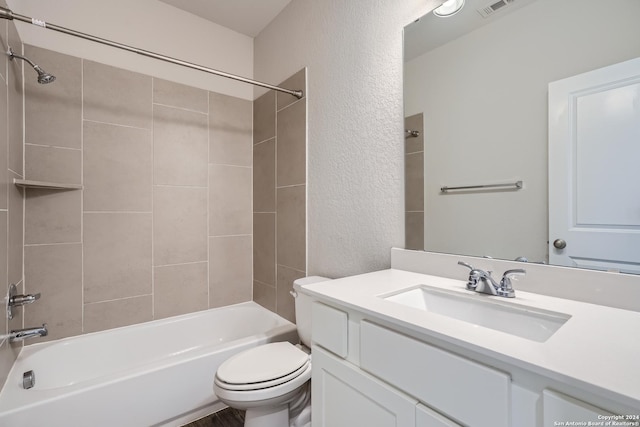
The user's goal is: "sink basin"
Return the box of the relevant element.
[382,285,570,342]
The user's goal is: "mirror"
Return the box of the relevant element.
[403,0,640,273]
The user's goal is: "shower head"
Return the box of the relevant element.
[7,47,56,84]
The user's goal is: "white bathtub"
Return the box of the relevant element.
[0,302,298,427]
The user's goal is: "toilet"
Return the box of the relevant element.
[213,276,331,427]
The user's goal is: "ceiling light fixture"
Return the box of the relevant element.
[433,0,466,17]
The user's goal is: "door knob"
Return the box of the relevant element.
[553,239,567,249]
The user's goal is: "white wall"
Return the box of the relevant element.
[254,0,441,278]
[404,0,640,262]
[5,0,254,99]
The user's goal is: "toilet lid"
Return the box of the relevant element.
[216,342,309,385]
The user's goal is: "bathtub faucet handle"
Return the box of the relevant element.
[7,284,42,320]
[10,291,41,306]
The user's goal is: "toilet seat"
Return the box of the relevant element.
[215,342,310,391]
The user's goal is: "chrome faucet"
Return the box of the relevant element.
[9,324,48,343]
[458,261,525,298]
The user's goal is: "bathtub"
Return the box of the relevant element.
[0,302,298,427]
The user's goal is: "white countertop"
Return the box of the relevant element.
[301,269,640,410]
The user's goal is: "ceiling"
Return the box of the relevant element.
[404,0,538,61]
[158,0,292,37]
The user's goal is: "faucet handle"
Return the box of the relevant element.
[498,269,526,298]
[458,261,480,290]
[457,261,474,270]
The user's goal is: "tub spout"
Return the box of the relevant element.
[10,324,47,343]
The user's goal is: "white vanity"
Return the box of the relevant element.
[302,251,640,427]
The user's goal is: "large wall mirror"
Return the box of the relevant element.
[404,0,640,273]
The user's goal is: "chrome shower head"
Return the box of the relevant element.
[33,65,56,84]
[7,47,56,84]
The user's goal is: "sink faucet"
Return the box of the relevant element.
[458,262,525,298]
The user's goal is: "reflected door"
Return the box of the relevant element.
[549,57,640,273]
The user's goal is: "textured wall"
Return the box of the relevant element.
[254,0,441,278]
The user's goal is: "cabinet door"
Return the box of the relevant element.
[312,345,417,427]
[416,404,462,427]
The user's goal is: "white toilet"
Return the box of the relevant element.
[213,276,331,427]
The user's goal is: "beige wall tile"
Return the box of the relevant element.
[83,60,152,129]
[209,236,252,307]
[7,23,23,176]
[276,265,306,323]
[209,165,251,236]
[254,213,275,286]
[277,68,306,111]
[83,121,152,212]
[153,78,208,113]
[25,144,81,184]
[404,113,424,154]
[209,92,252,166]
[154,262,208,319]
[277,185,306,272]
[253,138,275,212]
[84,213,152,303]
[24,243,82,342]
[0,16,6,82]
[84,295,152,333]
[7,280,23,349]
[153,105,208,186]
[276,100,306,187]
[405,152,424,212]
[253,90,275,144]
[154,186,207,266]
[24,45,82,149]
[25,189,81,244]
[253,281,276,312]
[405,212,425,251]
[8,171,23,285]
[0,212,7,337]
[0,81,7,210]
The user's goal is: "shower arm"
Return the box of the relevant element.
[0,6,303,99]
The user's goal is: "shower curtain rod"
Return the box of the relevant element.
[0,6,303,99]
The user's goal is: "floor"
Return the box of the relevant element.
[182,408,245,427]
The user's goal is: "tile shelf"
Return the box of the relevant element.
[13,178,83,190]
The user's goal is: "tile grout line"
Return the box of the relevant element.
[82,118,151,132]
[207,90,211,309]
[151,79,155,320]
[274,91,279,314]
[152,100,208,116]
[80,57,85,333]
[25,142,82,152]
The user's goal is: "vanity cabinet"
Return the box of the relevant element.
[309,300,637,427]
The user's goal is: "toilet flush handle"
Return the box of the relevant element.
[289,290,298,298]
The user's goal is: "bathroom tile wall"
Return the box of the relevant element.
[252,69,307,322]
[404,113,424,251]
[0,1,25,389]
[20,44,253,343]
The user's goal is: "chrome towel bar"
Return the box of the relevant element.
[441,180,523,193]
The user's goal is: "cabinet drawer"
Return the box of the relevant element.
[312,302,348,358]
[416,404,462,427]
[543,389,613,425]
[360,321,510,427]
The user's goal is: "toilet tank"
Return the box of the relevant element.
[293,276,331,348]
